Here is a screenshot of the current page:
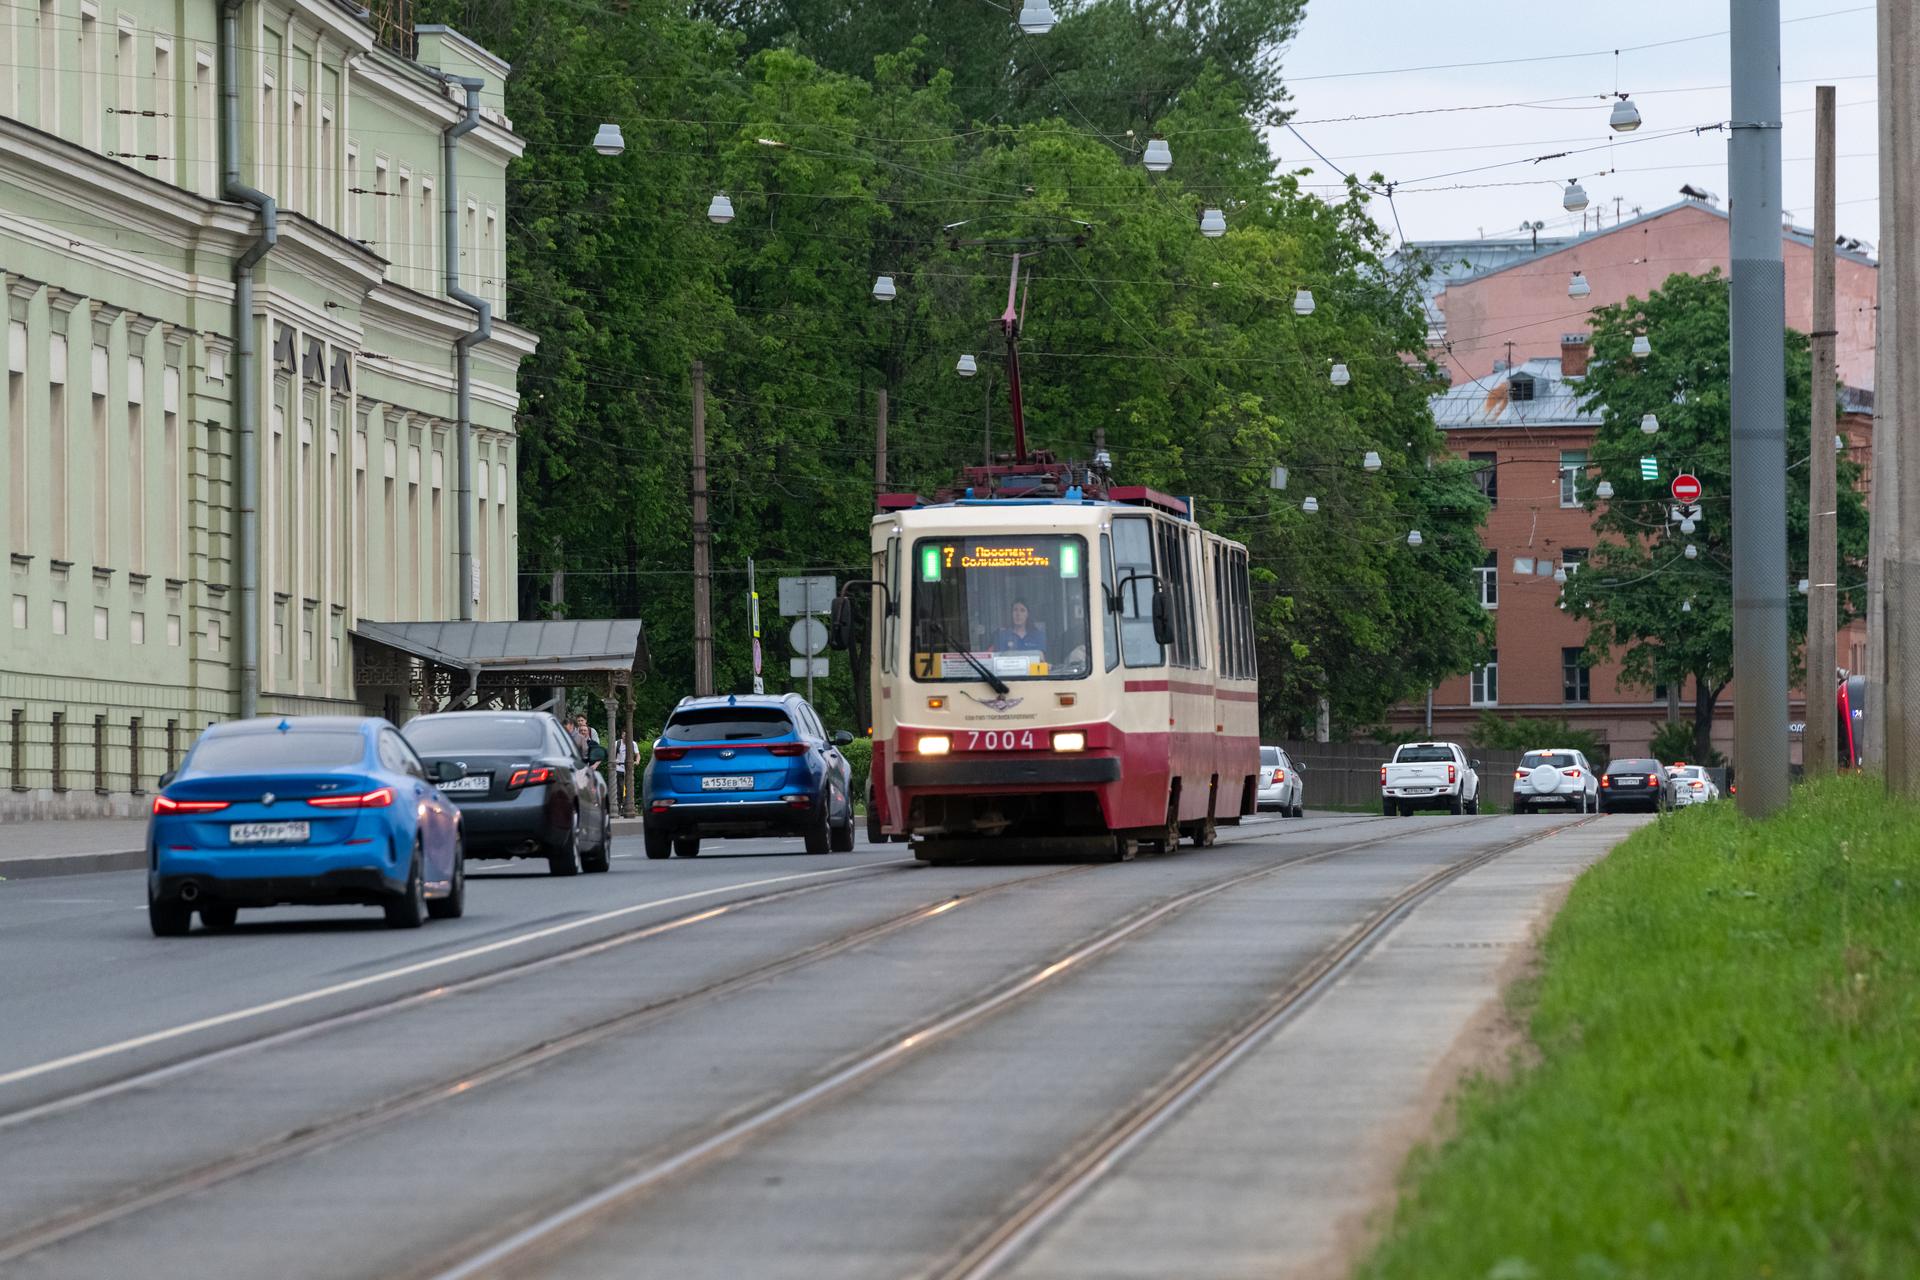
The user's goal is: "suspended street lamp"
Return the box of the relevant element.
[1640,412,1660,435]
[1684,543,1699,560]
[1632,335,1653,358]
[1553,564,1569,584]
[1563,179,1590,213]
[1609,94,1643,133]
[1595,480,1615,500]
[1362,450,1382,472]
[1292,287,1316,317]
[872,274,897,302]
[956,353,978,378]
[1199,207,1227,238]
[1301,496,1319,514]
[1681,516,1697,535]
[1329,362,1351,387]
[706,192,735,225]
[1406,529,1423,548]
[1017,0,1057,34]
[1568,272,1592,299]
[1143,137,1173,173]
[592,123,626,156]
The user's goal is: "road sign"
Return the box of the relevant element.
[790,617,828,657]
[778,576,836,617]
[1639,456,1660,481]
[789,657,829,679]
[1671,473,1702,503]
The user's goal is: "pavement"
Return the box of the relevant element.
[0,814,650,879]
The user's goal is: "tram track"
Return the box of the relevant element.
[409,814,1477,1280]
[0,813,1388,1270]
[937,811,1597,1279]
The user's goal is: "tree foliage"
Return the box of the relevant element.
[1560,271,1869,760]
[421,0,1489,737]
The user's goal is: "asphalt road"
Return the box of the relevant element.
[0,810,1621,1278]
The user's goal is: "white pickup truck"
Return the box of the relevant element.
[1380,742,1481,816]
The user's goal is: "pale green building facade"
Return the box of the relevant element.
[0,0,534,816]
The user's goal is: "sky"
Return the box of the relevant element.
[1268,0,1879,249]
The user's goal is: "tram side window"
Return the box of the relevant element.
[1222,546,1253,680]
[1213,543,1232,676]
[1100,532,1120,672]
[1111,517,1163,668]
[881,535,901,674]
[1154,519,1199,668]
[1188,528,1208,670]
[1237,549,1256,678]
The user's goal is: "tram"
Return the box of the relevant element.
[831,456,1260,861]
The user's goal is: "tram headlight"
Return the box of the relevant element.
[917,735,952,756]
[1052,732,1087,753]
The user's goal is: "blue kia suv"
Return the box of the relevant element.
[641,694,855,858]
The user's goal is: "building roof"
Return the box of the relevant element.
[1430,357,1600,431]
[352,620,651,682]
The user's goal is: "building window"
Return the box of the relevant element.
[1559,450,1588,508]
[1475,551,1498,609]
[1563,646,1592,703]
[1471,651,1498,706]
[1508,372,1535,402]
[195,51,216,197]
[80,9,102,150]
[1561,547,1586,575]
[1469,451,1497,505]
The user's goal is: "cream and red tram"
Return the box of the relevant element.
[838,468,1260,861]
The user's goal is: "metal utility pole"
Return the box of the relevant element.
[875,388,889,496]
[1805,85,1840,776]
[1728,0,1791,816]
[691,360,714,697]
[1882,0,1920,793]
[748,557,764,695]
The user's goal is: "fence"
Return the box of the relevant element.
[1,711,211,819]
[1274,740,1529,812]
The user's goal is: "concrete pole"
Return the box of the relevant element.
[1882,0,1920,794]
[1805,84,1839,776]
[1728,0,1791,816]
[692,360,713,697]
[875,388,889,496]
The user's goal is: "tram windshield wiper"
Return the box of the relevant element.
[920,616,1011,696]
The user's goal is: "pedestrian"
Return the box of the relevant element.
[569,713,598,757]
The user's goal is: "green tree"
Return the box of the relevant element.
[1561,271,1869,761]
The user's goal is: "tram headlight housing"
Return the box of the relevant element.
[917,735,952,756]
[1052,732,1087,753]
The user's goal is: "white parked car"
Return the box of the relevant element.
[1257,745,1304,817]
[1667,763,1720,806]
[1381,742,1480,816]
[1511,748,1600,814]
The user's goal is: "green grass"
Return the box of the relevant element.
[1356,774,1920,1280]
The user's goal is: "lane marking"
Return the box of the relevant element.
[0,859,913,1091]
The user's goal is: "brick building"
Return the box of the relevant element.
[1390,195,1876,760]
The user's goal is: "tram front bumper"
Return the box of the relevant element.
[891,756,1122,788]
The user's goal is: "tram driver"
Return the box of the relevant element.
[989,599,1048,656]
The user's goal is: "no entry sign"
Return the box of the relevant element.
[1671,473,1702,504]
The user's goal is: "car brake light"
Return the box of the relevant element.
[307,786,394,809]
[1647,774,1660,785]
[508,768,553,789]
[152,795,230,815]
[1601,776,1611,787]
[1447,764,1457,784]
[1567,769,1581,779]
[1379,766,1387,785]
[653,746,688,761]
[1514,769,1527,780]
[1272,769,1285,783]
[768,743,808,757]
[1691,780,1705,789]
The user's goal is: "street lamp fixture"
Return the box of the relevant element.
[1362,450,1382,471]
[1632,335,1653,358]
[592,123,625,156]
[1596,480,1615,500]
[706,193,735,225]
[1301,496,1319,514]
[872,274,897,302]
[1143,138,1173,172]
[1685,543,1699,559]
[1609,94,1642,133]
[1407,529,1423,547]
[1640,412,1659,435]
[956,353,978,377]
[1199,207,1227,238]
[1329,362,1350,387]
[1293,288,1316,317]
[1017,0,1057,34]
[1568,272,1591,299]
[1564,180,1590,212]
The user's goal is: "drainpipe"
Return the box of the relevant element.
[440,75,489,623]
[221,0,277,718]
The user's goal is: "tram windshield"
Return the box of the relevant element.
[910,535,1092,681]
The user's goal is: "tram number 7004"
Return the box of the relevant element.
[962,730,1038,751]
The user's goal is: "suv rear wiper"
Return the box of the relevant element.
[919,616,1010,696]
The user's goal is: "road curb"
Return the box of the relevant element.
[0,849,147,881]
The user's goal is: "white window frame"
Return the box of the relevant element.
[1470,652,1498,707]
[1475,552,1498,610]
[1559,450,1588,508]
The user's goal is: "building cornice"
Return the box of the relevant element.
[0,117,253,247]
[271,0,375,58]
[353,54,526,163]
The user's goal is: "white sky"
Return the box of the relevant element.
[1270,0,1879,248]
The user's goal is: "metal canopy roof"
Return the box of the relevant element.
[351,620,650,685]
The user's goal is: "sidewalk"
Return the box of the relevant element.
[0,815,650,881]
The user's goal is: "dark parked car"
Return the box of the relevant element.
[402,711,613,875]
[1598,757,1677,814]
[641,694,855,858]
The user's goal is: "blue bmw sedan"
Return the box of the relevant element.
[148,717,467,936]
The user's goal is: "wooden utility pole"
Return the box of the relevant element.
[691,359,714,697]
[1806,85,1839,776]
[875,387,889,496]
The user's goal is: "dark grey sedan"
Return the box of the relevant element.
[1598,757,1677,814]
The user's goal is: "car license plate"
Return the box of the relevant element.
[230,821,310,844]
[438,774,491,793]
[702,775,754,791]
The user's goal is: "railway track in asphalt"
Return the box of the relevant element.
[409,814,1527,1280]
[0,815,1385,1266]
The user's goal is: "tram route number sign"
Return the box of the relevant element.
[1671,473,1702,504]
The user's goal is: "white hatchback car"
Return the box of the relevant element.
[1257,745,1304,817]
[1667,764,1720,806]
[1511,749,1600,814]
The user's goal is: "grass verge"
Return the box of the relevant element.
[1356,773,1920,1280]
